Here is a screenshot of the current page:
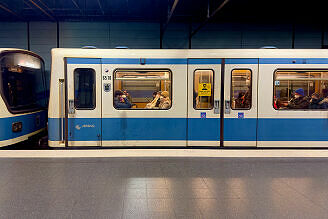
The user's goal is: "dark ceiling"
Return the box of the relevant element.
[0,0,327,25]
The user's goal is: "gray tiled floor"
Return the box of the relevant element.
[1,157,328,218]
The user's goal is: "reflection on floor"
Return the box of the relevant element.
[0,157,328,218]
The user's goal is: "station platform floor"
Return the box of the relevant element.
[1,153,328,218]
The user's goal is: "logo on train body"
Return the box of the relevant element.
[75,124,95,130]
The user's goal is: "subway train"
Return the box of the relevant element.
[48,48,328,148]
[0,49,48,147]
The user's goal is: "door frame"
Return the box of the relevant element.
[187,58,222,147]
[64,57,102,147]
[223,58,259,147]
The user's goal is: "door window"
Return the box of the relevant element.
[231,69,252,110]
[74,68,96,109]
[193,69,214,110]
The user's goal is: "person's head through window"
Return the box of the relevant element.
[294,88,304,99]
[159,90,171,109]
[122,89,128,98]
[311,92,319,100]
[152,91,160,99]
[114,90,124,102]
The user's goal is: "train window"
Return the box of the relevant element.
[74,68,96,109]
[0,52,47,113]
[274,70,328,110]
[193,70,214,110]
[231,69,252,110]
[113,69,172,110]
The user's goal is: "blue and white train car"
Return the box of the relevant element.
[0,49,47,147]
[48,48,328,148]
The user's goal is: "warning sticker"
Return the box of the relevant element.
[198,83,211,96]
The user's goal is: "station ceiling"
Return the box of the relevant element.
[0,0,327,25]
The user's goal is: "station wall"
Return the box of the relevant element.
[0,21,327,72]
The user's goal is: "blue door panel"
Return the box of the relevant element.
[224,118,257,141]
[68,118,101,141]
[187,118,220,141]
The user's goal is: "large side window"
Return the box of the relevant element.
[74,68,96,109]
[193,70,214,110]
[231,69,252,110]
[274,70,328,110]
[113,69,172,110]
[0,52,46,113]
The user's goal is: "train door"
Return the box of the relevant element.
[65,58,102,146]
[223,59,258,147]
[101,58,187,147]
[187,59,221,146]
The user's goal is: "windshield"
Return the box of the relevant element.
[0,52,47,113]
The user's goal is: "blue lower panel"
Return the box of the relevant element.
[48,117,328,142]
[0,110,47,141]
[258,118,328,141]
[224,118,257,141]
[188,118,220,141]
[102,118,187,141]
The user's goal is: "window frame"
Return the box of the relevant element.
[230,68,252,110]
[272,68,328,111]
[113,68,173,110]
[193,69,215,110]
[74,68,96,110]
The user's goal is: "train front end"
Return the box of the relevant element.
[0,49,47,147]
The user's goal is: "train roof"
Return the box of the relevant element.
[51,48,328,59]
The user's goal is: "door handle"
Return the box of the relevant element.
[214,100,220,114]
[225,100,231,114]
[68,100,75,114]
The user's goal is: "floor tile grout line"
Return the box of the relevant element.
[281,179,328,211]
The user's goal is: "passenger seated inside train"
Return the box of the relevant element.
[146,91,160,109]
[145,91,171,109]
[287,88,310,109]
[114,90,132,109]
[122,89,133,104]
[275,90,328,110]
[235,91,251,109]
[309,93,323,109]
[159,91,171,109]
[319,95,328,109]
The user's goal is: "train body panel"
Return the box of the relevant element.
[49,48,328,148]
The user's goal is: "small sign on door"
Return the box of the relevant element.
[198,83,211,96]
